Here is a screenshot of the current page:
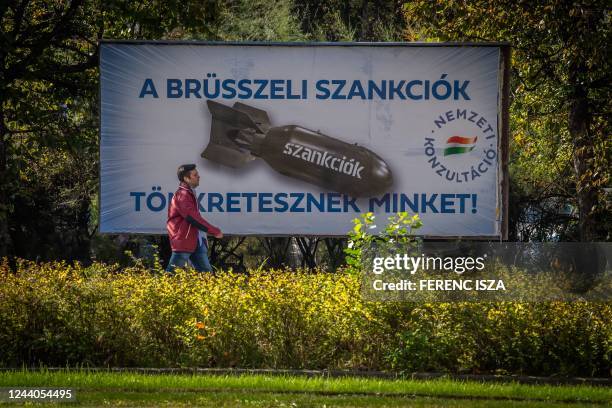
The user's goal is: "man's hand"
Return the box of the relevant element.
[214,232,223,239]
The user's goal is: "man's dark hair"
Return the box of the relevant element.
[177,164,196,182]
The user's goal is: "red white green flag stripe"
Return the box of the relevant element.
[444,136,477,156]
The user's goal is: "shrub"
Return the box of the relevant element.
[0,259,609,376]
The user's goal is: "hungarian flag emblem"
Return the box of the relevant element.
[444,136,477,156]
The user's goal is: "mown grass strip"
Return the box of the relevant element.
[0,370,610,404]
[4,367,608,386]
[71,391,607,408]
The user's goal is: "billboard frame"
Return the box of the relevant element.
[97,40,510,240]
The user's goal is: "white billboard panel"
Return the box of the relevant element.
[100,42,504,236]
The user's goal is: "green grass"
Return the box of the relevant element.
[0,370,610,407]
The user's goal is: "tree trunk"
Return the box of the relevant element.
[0,104,12,258]
[569,61,597,242]
[360,0,369,41]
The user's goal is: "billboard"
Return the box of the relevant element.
[99,42,508,237]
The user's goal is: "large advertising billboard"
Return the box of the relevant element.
[100,42,508,237]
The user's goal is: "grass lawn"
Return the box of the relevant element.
[0,370,610,407]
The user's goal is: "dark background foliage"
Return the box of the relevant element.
[0,0,609,267]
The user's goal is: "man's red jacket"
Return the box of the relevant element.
[167,182,221,252]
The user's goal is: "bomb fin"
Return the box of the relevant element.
[232,102,271,133]
[201,100,261,167]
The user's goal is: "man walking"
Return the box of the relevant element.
[166,164,222,272]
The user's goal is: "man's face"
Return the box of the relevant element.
[184,169,200,188]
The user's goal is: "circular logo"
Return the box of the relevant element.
[423,109,497,183]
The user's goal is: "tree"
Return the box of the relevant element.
[294,0,407,41]
[0,0,226,260]
[0,0,102,258]
[403,0,611,241]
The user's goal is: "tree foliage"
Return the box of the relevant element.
[294,0,407,41]
[1,0,102,259]
[403,0,611,241]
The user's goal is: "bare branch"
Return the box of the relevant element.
[22,47,98,82]
[6,0,85,82]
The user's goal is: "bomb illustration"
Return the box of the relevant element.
[201,100,393,197]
